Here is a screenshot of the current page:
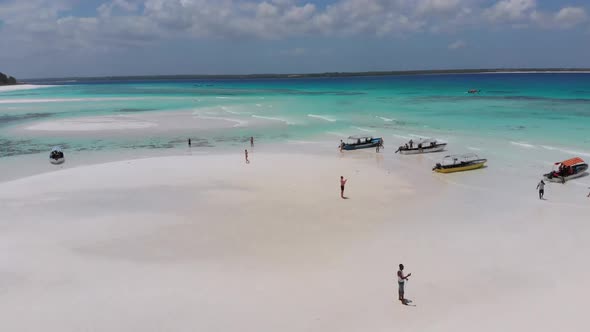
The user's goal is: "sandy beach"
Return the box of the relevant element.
[1,145,589,331]
[0,84,55,93]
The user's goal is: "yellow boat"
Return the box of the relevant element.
[433,154,487,173]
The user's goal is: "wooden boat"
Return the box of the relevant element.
[49,146,65,165]
[341,136,383,151]
[543,157,588,183]
[396,138,446,155]
[433,153,487,173]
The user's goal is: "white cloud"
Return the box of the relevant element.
[0,0,588,56]
[448,39,466,49]
[554,7,587,28]
[484,0,536,22]
[256,2,279,18]
[415,0,463,16]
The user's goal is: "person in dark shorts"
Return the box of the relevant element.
[397,264,411,304]
[188,138,191,147]
[536,180,545,199]
[340,176,347,199]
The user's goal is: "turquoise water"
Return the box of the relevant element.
[1,73,590,158]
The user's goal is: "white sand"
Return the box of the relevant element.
[25,115,158,131]
[16,110,284,136]
[0,84,55,93]
[1,150,589,331]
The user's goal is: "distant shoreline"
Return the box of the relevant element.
[23,68,590,82]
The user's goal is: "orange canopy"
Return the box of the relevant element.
[557,157,585,167]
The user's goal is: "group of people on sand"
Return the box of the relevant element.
[547,164,574,183]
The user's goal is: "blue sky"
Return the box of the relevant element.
[0,0,589,78]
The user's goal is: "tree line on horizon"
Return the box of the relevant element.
[25,68,590,82]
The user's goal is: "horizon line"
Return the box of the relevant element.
[22,67,590,81]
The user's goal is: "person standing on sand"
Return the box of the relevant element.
[397,264,411,304]
[339,140,344,152]
[340,176,347,198]
[536,180,545,200]
[188,138,191,147]
[245,149,249,164]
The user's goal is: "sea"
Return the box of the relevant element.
[1,73,590,162]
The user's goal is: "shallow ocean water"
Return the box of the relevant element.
[1,73,589,159]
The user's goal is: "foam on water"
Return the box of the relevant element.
[376,116,394,122]
[541,145,558,151]
[326,131,348,137]
[195,115,248,128]
[251,115,294,125]
[351,126,374,133]
[561,149,590,158]
[308,114,337,122]
[510,141,536,149]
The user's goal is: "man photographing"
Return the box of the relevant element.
[397,264,411,304]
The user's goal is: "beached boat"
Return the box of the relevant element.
[396,138,446,155]
[49,146,65,165]
[433,153,487,173]
[341,136,383,150]
[543,157,588,183]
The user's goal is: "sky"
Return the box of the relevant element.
[0,0,589,78]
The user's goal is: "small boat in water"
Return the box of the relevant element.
[341,136,383,150]
[433,153,487,173]
[396,138,446,155]
[49,146,65,165]
[468,89,480,94]
[543,157,588,183]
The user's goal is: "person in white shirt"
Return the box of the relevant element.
[397,264,411,304]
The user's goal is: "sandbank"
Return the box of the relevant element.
[0,84,55,93]
[1,149,589,331]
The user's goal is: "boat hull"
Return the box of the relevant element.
[543,163,588,183]
[434,161,486,173]
[342,138,382,151]
[399,144,446,155]
[50,158,65,165]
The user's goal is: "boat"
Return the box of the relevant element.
[543,157,588,183]
[396,138,447,155]
[341,136,383,150]
[433,153,487,173]
[49,146,65,165]
[468,89,480,94]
